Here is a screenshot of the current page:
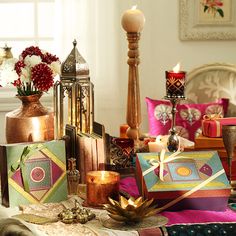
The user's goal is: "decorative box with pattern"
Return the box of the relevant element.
[136,151,230,212]
[0,140,68,207]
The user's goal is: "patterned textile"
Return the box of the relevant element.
[186,63,236,117]
[138,224,236,236]
[145,97,229,141]
[167,223,236,236]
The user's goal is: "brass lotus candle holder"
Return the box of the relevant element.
[103,196,158,224]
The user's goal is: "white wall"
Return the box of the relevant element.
[94,0,236,138]
[1,0,236,143]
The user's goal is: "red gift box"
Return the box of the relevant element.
[202,117,236,138]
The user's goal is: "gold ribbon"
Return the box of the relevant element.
[203,113,223,137]
[203,113,223,120]
[143,149,190,181]
[10,144,43,193]
[155,168,225,213]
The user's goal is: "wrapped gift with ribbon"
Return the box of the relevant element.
[136,150,231,212]
[202,114,236,138]
[0,140,68,207]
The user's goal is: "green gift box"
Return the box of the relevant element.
[136,151,231,212]
[0,140,68,207]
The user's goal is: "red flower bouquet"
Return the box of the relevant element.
[0,46,60,96]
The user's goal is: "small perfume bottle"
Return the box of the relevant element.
[67,158,80,195]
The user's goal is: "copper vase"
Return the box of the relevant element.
[5,93,54,144]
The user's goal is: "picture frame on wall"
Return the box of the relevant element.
[179,0,236,40]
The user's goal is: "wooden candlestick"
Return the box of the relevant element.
[122,6,145,142]
[124,32,142,141]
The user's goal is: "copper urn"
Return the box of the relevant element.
[5,93,54,143]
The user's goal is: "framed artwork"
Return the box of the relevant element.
[179,0,236,40]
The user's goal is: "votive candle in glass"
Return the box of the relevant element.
[166,63,186,98]
[86,171,120,207]
[120,124,129,138]
[148,138,164,152]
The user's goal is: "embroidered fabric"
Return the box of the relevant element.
[20,196,102,236]
[19,196,138,236]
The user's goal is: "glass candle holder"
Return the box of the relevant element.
[120,124,129,138]
[166,71,186,98]
[86,171,120,207]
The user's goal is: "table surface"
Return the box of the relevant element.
[1,195,236,236]
[1,178,236,236]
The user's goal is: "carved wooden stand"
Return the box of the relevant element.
[125,32,141,141]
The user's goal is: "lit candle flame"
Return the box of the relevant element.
[155,135,162,143]
[131,5,137,10]
[101,171,106,181]
[173,63,180,73]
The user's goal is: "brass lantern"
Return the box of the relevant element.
[54,40,94,138]
[0,44,13,65]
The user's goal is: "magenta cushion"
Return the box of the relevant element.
[145,97,229,141]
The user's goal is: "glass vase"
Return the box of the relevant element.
[5,93,54,143]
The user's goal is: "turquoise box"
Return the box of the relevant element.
[136,151,231,211]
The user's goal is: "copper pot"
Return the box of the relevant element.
[5,93,54,144]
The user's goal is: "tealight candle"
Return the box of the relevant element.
[166,63,186,98]
[148,136,164,152]
[86,171,120,207]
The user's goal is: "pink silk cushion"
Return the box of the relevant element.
[145,97,229,141]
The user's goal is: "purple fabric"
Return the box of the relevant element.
[119,177,140,198]
[120,177,236,226]
[155,197,228,212]
[162,208,236,226]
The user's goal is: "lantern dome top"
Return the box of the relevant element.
[0,44,13,65]
[61,40,89,79]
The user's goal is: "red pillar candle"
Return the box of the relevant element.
[86,171,120,207]
[166,63,186,98]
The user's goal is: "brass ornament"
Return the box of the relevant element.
[58,200,96,224]
[103,196,159,224]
